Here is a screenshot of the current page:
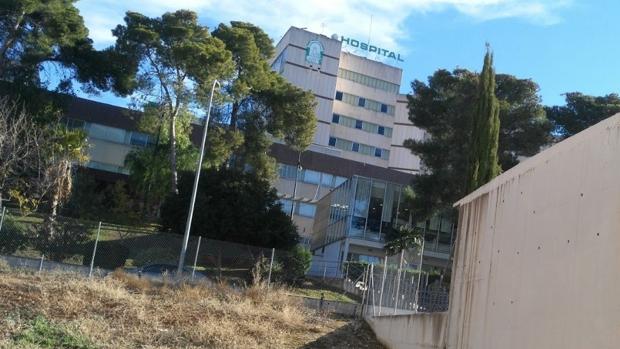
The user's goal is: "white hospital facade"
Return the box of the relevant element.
[64,26,454,272]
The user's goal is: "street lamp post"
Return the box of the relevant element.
[289,151,302,217]
[177,79,220,274]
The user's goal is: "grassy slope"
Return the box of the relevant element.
[0,268,384,349]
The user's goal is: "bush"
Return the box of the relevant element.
[0,214,28,254]
[278,246,312,285]
[29,218,90,262]
[82,241,129,270]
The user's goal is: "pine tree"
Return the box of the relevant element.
[467,45,501,193]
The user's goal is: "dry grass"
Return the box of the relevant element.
[0,268,384,349]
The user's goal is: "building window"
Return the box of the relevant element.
[298,203,317,218]
[271,48,286,74]
[86,123,127,144]
[335,176,347,187]
[378,126,385,135]
[332,114,340,123]
[381,149,390,160]
[278,164,297,179]
[329,137,337,146]
[352,143,359,152]
[129,132,150,147]
[374,148,382,157]
[336,92,394,116]
[279,199,293,214]
[321,173,334,186]
[337,68,400,94]
[65,118,85,129]
[355,120,363,129]
[303,169,321,184]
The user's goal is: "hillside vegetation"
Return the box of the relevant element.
[0,265,384,348]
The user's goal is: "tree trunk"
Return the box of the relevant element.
[169,114,178,195]
[0,10,25,78]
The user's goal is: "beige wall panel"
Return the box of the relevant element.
[388,147,420,172]
[446,113,620,349]
[330,125,391,149]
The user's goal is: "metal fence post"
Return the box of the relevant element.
[0,206,6,233]
[191,236,202,281]
[415,235,426,311]
[88,222,102,278]
[38,254,44,273]
[378,255,387,315]
[323,263,327,280]
[393,249,404,314]
[360,264,370,318]
[343,261,349,289]
[267,247,275,288]
[370,264,376,317]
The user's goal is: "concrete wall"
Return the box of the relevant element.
[366,312,448,349]
[446,113,620,349]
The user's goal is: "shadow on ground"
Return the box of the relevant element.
[300,319,385,349]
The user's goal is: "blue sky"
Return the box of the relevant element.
[75,0,618,107]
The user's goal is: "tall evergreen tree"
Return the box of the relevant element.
[406,67,550,219]
[467,46,501,193]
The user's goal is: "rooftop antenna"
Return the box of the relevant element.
[367,15,373,58]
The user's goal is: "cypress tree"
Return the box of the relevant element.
[467,45,501,193]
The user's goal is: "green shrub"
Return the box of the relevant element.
[29,219,90,262]
[13,316,96,349]
[82,241,129,270]
[278,246,312,285]
[0,215,28,254]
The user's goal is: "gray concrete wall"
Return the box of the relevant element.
[365,312,448,349]
[446,113,620,348]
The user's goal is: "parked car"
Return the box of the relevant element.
[130,264,208,282]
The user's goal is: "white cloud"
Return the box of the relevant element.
[77,0,572,51]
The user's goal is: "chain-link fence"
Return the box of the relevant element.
[0,207,304,286]
[306,255,449,316]
[360,262,450,316]
[0,207,449,315]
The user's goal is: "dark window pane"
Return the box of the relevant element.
[352,143,359,152]
[358,97,366,107]
[335,91,343,100]
[355,120,363,129]
[381,104,388,113]
[375,148,382,157]
[329,137,337,146]
[332,114,340,123]
[378,126,385,135]
[130,132,150,147]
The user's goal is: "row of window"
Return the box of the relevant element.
[332,113,393,137]
[278,163,348,188]
[335,91,395,116]
[279,199,317,218]
[328,137,390,160]
[86,161,130,175]
[338,68,400,94]
[66,118,154,148]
